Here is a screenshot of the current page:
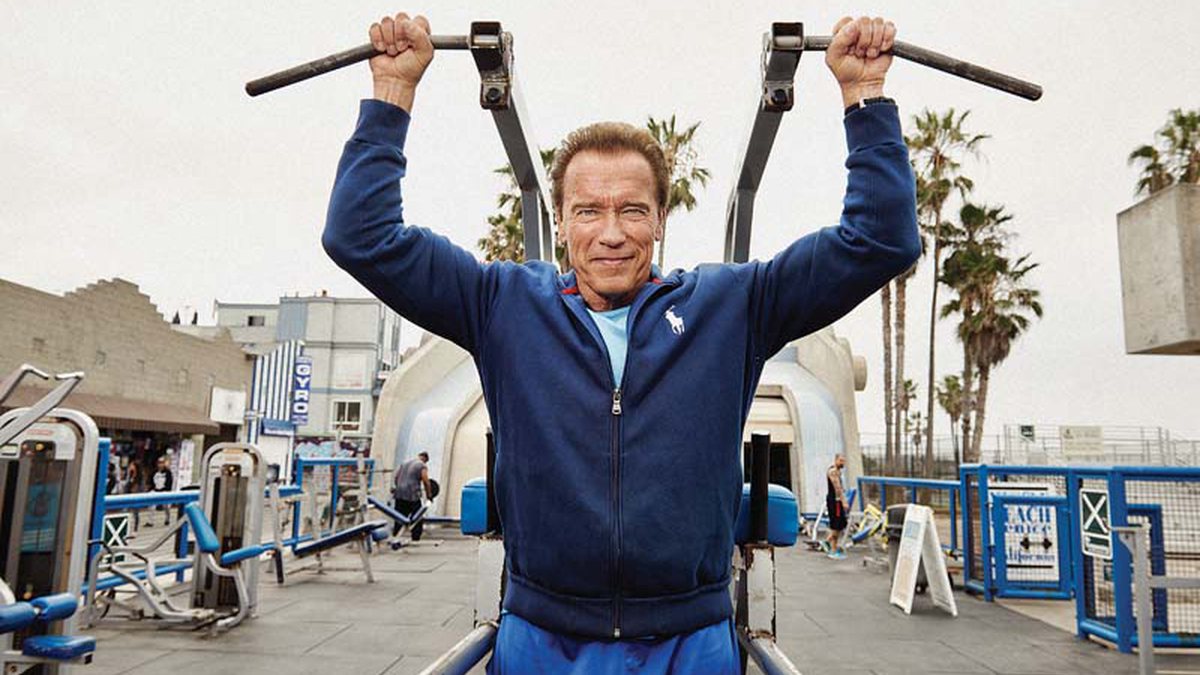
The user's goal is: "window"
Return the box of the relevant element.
[247,315,266,327]
[32,337,46,354]
[332,400,362,433]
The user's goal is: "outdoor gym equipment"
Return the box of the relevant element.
[246,20,1041,270]
[248,22,554,265]
[84,444,269,633]
[724,23,1039,264]
[0,365,99,673]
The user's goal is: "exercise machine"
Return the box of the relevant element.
[0,365,98,673]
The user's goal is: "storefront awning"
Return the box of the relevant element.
[2,386,220,435]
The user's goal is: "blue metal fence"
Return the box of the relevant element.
[859,465,1200,654]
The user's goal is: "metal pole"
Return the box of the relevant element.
[799,36,1041,100]
[245,34,497,97]
[417,622,499,675]
[486,429,499,534]
[739,633,803,675]
[750,431,771,543]
[1114,527,1155,675]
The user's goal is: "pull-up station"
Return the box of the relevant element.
[725,22,1041,264]
[246,22,555,264]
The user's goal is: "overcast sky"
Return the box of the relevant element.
[4,1,1199,440]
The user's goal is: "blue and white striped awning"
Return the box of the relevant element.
[248,340,303,443]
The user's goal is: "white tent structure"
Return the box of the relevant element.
[371,327,868,517]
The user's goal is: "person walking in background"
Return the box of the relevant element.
[393,451,432,541]
[823,454,850,559]
[151,455,175,527]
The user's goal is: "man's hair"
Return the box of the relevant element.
[550,122,670,217]
[418,452,429,461]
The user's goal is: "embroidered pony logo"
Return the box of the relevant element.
[664,306,685,335]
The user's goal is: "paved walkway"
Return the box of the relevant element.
[86,527,1197,674]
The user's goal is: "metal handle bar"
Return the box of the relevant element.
[245,34,499,97]
[0,372,84,448]
[793,35,1042,101]
[0,364,51,406]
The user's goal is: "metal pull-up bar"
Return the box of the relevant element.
[245,34,495,97]
[784,35,1041,102]
[724,22,1043,264]
[246,22,556,264]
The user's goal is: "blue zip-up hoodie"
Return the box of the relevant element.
[323,99,919,640]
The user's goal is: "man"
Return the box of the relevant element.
[151,455,174,526]
[393,451,432,541]
[323,13,917,672]
[824,453,850,559]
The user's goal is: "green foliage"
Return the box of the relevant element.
[645,115,711,269]
[477,148,566,269]
[936,375,964,422]
[1129,108,1200,196]
[906,108,987,245]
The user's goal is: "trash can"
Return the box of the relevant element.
[886,504,928,594]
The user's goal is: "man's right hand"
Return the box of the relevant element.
[369,12,434,112]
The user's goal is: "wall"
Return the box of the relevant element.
[1117,184,1200,354]
[0,277,251,409]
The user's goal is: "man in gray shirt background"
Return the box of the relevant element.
[393,451,433,541]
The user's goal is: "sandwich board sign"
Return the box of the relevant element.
[1080,488,1112,559]
[987,483,1059,581]
[890,504,957,617]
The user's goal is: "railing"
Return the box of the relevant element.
[89,484,306,589]
[861,464,1200,656]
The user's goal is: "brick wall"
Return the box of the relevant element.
[0,277,251,411]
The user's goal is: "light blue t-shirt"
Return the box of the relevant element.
[586,306,630,388]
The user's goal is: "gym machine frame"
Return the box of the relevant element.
[247,21,555,263]
[247,19,1043,675]
[0,367,99,673]
[725,22,1040,264]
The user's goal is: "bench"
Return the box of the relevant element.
[0,592,96,663]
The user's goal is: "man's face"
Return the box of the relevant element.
[558,150,663,311]
[835,456,846,469]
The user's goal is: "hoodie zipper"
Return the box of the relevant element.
[559,275,677,640]
[610,386,622,638]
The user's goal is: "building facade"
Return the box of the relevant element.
[0,277,253,489]
[209,294,405,466]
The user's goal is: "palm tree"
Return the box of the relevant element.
[1128,107,1200,196]
[898,379,919,474]
[935,374,965,466]
[891,265,914,468]
[940,202,1010,463]
[881,284,895,472]
[905,109,987,475]
[1128,145,1174,196]
[961,254,1043,456]
[479,149,566,269]
[645,115,711,269]
[1161,108,1200,185]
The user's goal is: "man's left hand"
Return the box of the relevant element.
[825,16,896,108]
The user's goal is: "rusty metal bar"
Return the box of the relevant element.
[245,33,498,97]
[799,35,1042,101]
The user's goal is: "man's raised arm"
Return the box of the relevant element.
[750,17,921,356]
[322,13,497,353]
